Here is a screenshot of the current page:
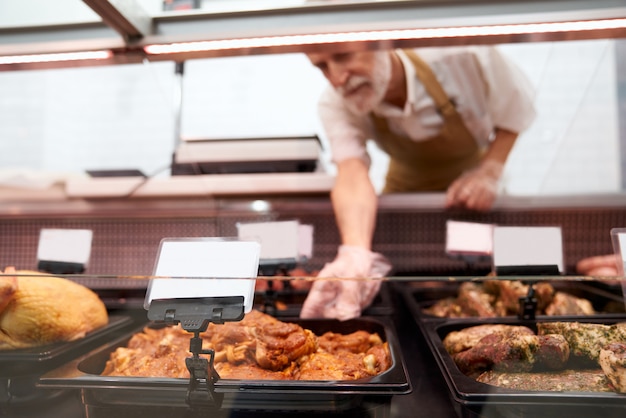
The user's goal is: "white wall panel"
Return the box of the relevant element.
[0,39,620,195]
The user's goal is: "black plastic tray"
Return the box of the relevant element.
[421,317,626,418]
[0,315,134,377]
[39,316,410,414]
[0,315,134,405]
[399,280,626,323]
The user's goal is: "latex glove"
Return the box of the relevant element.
[445,160,503,212]
[300,245,392,321]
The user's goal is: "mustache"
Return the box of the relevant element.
[337,75,370,97]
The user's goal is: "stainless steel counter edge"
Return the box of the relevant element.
[1,188,626,219]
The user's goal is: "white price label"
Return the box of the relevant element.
[37,228,93,265]
[611,228,626,276]
[145,238,261,312]
[446,220,494,256]
[237,220,301,261]
[493,226,563,274]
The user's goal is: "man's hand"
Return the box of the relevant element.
[576,254,620,276]
[445,160,503,212]
[300,245,391,320]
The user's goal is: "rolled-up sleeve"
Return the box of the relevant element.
[317,87,373,167]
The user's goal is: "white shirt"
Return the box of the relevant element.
[317,46,537,167]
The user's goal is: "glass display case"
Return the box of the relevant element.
[1,2,626,416]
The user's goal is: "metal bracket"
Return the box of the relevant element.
[518,283,537,321]
[147,296,245,408]
[185,333,223,408]
[258,259,297,316]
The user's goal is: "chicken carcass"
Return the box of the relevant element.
[0,267,108,350]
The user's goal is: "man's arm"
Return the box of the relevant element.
[445,127,518,211]
[481,127,518,167]
[300,157,389,320]
[331,157,378,250]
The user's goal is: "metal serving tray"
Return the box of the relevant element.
[400,280,626,324]
[39,316,410,415]
[421,317,626,418]
[0,315,133,405]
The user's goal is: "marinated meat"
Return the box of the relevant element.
[455,282,496,317]
[242,311,318,371]
[0,267,108,350]
[102,310,391,381]
[317,330,383,354]
[423,297,466,318]
[537,322,626,361]
[296,343,390,381]
[448,321,626,394]
[102,328,190,378]
[476,369,612,392]
[544,292,595,316]
[599,342,626,393]
[485,280,554,314]
[451,331,569,377]
[295,331,391,380]
[443,324,534,355]
[534,334,571,370]
[423,280,596,318]
[215,362,295,380]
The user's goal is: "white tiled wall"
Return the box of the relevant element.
[0,39,620,195]
[500,40,620,195]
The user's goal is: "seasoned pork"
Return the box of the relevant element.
[451,331,569,377]
[477,369,612,392]
[424,280,596,318]
[485,280,555,314]
[0,267,108,350]
[537,322,626,361]
[443,324,534,355]
[599,342,626,393]
[544,292,595,316]
[455,282,496,317]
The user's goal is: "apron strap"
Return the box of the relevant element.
[402,50,458,119]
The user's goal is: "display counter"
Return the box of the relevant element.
[1,274,625,418]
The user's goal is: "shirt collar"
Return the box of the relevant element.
[373,49,416,116]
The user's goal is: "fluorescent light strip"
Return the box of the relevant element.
[145,18,626,55]
[0,50,112,65]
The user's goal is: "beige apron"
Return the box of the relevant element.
[372,50,483,194]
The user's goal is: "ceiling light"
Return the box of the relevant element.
[0,50,113,65]
[144,18,626,55]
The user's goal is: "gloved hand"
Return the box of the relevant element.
[445,160,504,212]
[300,245,392,320]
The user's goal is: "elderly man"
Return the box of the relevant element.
[300,46,536,320]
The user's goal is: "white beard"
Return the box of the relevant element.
[338,51,392,115]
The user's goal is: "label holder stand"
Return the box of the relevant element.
[147,296,246,409]
[492,226,564,321]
